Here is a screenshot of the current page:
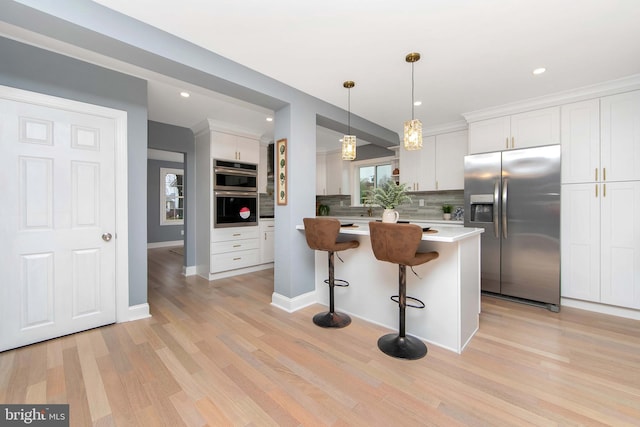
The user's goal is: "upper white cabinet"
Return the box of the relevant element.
[561,99,600,184]
[561,91,640,184]
[435,130,468,190]
[400,136,435,191]
[317,151,349,195]
[468,107,560,154]
[400,130,467,191]
[316,152,327,195]
[211,130,259,163]
[601,90,640,182]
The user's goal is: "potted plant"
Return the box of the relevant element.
[442,204,453,220]
[365,180,411,223]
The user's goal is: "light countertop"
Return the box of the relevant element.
[297,220,483,243]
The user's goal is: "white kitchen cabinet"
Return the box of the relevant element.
[260,219,275,263]
[561,183,601,301]
[211,130,259,163]
[259,143,268,193]
[601,90,640,182]
[468,106,560,154]
[600,181,640,308]
[316,152,327,195]
[194,120,265,280]
[325,151,349,195]
[399,136,435,191]
[317,151,349,195]
[561,181,640,309]
[561,99,600,184]
[434,130,468,190]
[399,131,466,191]
[210,226,260,273]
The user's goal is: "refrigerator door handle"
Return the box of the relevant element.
[502,178,508,239]
[493,180,500,238]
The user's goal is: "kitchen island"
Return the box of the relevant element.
[297,220,483,353]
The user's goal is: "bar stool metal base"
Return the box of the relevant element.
[377,333,427,360]
[313,311,351,328]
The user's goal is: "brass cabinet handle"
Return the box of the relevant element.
[603,167,606,181]
[511,136,515,149]
[506,137,509,149]
[603,183,606,197]
[595,184,598,198]
[595,168,598,181]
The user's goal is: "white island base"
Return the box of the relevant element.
[300,222,483,354]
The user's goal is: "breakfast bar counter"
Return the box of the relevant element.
[297,220,484,353]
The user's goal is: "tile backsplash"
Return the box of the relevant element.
[316,190,464,220]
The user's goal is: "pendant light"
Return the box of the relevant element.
[342,80,357,160]
[403,52,422,151]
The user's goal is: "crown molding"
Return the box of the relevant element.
[423,120,468,137]
[462,73,640,123]
[192,118,261,139]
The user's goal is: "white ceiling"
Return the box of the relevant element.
[24,1,640,151]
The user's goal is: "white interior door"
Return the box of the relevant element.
[0,92,118,351]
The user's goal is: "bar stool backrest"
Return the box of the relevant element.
[303,218,359,252]
[369,222,438,267]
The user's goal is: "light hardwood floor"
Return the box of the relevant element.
[2,247,640,426]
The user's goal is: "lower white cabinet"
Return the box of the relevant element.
[260,219,275,263]
[210,226,260,273]
[561,181,640,309]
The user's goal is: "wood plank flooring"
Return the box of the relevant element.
[2,247,640,426]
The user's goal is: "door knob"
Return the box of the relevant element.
[102,233,113,242]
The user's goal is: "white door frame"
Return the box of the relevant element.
[0,84,130,322]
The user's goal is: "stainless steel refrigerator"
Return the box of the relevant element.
[464,145,561,310]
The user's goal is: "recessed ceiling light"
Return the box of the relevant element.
[532,67,546,75]
[180,91,190,98]
[266,117,273,122]
[414,101,422,106]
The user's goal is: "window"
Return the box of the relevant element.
[160,168,184,225]
[356,161,393,204]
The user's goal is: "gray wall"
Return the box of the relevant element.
[147,120,195,266]
[147,159,185,243]
[1,0,402,303]
[0,37,149,306]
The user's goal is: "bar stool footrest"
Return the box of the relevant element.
[313,311,351,328]
[390,295,425,309]
[323,278,349,287]
[377,333,427,360]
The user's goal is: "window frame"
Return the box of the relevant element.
[160,167,184,226]
[349,156,396,207]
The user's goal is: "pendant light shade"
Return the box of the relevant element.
[403,52,423,151]
[342,81,356,160]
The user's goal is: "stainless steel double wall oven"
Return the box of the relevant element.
[213,160,258,228]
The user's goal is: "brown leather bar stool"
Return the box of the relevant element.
[369,222,439,359]
[303,218,360,328]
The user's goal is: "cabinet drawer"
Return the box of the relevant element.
[212,227,259,242]
[211,249,260,273]
[211,239,259,254]
[260,220,275,232]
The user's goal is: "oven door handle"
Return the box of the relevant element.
[214,166,257,177]
[214,190,257,197]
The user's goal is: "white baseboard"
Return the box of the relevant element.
[202,263,273,281]
[183,265,197,276]
[270,290,317,313]
[561,298,640,321]
[126,303,151,322]
[147,240,183,249]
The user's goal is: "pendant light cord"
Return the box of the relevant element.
[348,87,351,134]
[411,62,415,121]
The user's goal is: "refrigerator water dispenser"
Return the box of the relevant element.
[469,194,494,223]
